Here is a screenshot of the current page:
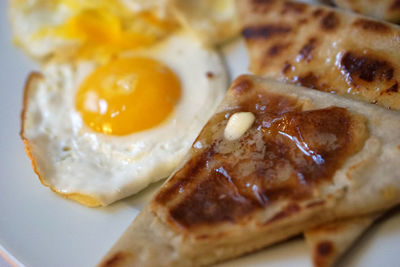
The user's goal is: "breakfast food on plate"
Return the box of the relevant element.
[304,213,379,267]
[9,0,177,61]
[10,0,240,61]
[238,0,400,110]
[20,33,228,207]
[99,75,400,267]
[171,0,240,46]
[237,1,400,264]
[321,0,400,23]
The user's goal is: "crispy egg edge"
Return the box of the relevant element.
[20,72,102,207]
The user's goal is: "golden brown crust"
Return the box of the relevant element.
[154,89,367,231]
[99,76,400,266]
[238,0,400,110]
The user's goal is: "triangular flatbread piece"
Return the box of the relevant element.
[237,0,400,264]
[238,0,400,110]
[99,75,400,267]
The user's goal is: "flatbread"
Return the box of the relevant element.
[304,214,379,267]
[237,1,400,265]
[99,75,400,267]
[238,0,400,110]
[327,0,400,23]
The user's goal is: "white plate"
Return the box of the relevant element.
[0,1,399,266]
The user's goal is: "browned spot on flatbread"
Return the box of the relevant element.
[313,8,324,17]
[353,18,390,33]
[385,83,399,94]
[100,251,132,267]
[316,241,334,257]
[267,43,291,57]
[306,200,325,208]
[231,76,254,94]
[206,71,214,79]
[293,72,319,89]
[391,0,400,9]
[242,25,291,40]
[156,88,368,228]
[281,2,307,14]
[298,38,317,62]
[154,147,215,204]
[265,203,301,224]
[321,11,339,31]
[341,52,394,83]
[282,62,292,74]
[298,18,308,24]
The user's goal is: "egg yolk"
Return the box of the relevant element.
[33,3,177,59]
[75,57,181,135]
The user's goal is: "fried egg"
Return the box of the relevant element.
[10,0,177,60]
[21,33,228,206]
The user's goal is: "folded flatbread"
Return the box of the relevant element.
[238,0,400,264]
[325,0,400,23]
[99,75,400,267]
[238,0,400,110]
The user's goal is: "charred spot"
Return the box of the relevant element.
[242,25,291,40]
[251,0,275,4]
[281,2,307,15]
[268,43,291,57]
[298,38,317,62]
[321,12,339,31]
[316,241,334,257]
[306,200,325,208]
[341,52,394,83]
[322,0,335,6]
[313,8,324,17]
[101,252,131,267]
[206,71,214,79]
[265,203,301,224]
[353,18,390,33]
[391,0,400,9]
[298,18,309,24]
[154,146,216,204]
[385,83,399,94]
[168,173,259,227]
[232,76,254,94]
[293,72,319,89]
[282,62,292,74]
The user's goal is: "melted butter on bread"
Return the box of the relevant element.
[224,112,255,141]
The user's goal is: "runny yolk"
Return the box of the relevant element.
[75,57,181,135]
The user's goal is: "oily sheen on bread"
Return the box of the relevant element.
[325,0,400,23]
[238,0,400,110]
[238,0,400,264]
[99,75,400,267]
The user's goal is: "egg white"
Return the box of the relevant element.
[21,33,228,206]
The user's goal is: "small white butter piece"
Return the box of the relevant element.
[224,112,255,141]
